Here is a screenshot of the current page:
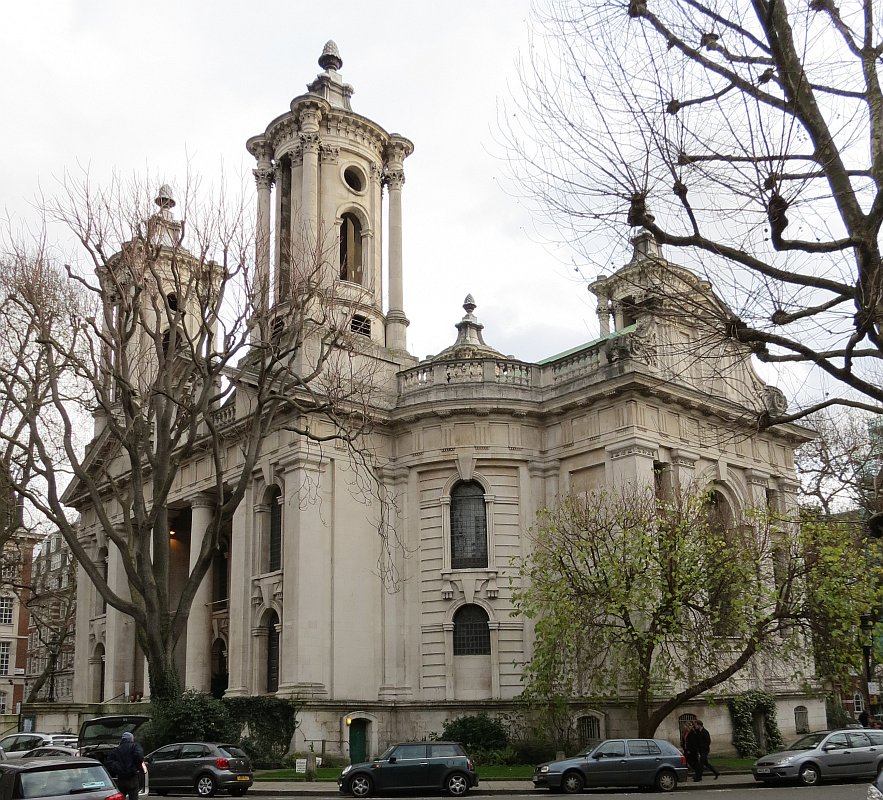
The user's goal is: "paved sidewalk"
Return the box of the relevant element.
[250,773,757,794]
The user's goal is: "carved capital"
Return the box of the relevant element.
[369,162,384,185]
[384,169,405,190]
[253,167,275,190]
[319,144,340,164]
[300,131,321,154]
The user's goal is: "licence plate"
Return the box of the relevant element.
[236,776,250,781]
[756,768,770,774]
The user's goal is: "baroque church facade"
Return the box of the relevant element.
[70,43,822,757]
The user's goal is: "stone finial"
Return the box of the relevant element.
[463,294,476,315]
[319,41,343,72]
[155,185,176,212]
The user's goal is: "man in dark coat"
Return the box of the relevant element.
[686,720,719,782]
[106,731,144,800]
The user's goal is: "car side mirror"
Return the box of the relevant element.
[388,756,397,764]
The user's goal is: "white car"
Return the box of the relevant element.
[0,734,55,759]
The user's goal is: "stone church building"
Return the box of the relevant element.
[70,43,821,758]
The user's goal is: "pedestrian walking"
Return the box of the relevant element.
[686,720,719,782]
[106,731,144,800]
[680,720,697,773]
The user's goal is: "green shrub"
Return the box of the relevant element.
[509,738,559,765]
[224,695,300,768]
[145,690,239,751]
[440,713,510,764]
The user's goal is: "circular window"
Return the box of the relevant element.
[344,166,365,193]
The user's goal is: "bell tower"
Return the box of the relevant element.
[247,42,414,352]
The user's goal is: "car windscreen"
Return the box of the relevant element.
[785,733,828,751]
[375,746,395,761]
[18,765,114,798]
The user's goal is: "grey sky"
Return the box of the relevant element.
[1,0,601,364]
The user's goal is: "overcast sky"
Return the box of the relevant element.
[1,0,607,364]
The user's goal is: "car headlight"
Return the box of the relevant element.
[341,766,352,776]
[539,766,549,774]
[770,757,794,766]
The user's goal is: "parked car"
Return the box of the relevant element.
[144,743,252,797]
[0,735,56,759]
[753,728,883,785]
[77,716,151,797]
[77,716,151,764]
[533,738,689,793]
[0,756,123,800]
[21,747,80,759]
[337,742,478,797]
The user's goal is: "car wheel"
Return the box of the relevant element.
[348,774,373,798]
[445,772,470,796]
[561,771,584,794]
[798,763,820,786]
[655,769,677,793]
[196,774,218,797]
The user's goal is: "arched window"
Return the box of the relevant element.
[268,487,282,572]
[678,713,697,746]
[453,604,490,656]
[266,611,280,693]
[339,214,363,284]
[450,481,488,569]
[854,692,865,713]
[212,540,229,609]
[577,715,601,745]
[794,705,809,734]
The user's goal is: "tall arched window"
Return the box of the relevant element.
[450,481,488,569]
[268,487,282,572]
[794,705,809,734]
[339,214,363,284]
[266,611,280,694]
[453,604,490,656]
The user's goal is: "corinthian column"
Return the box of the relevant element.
[248,139,274,339]
[299,104,323,255]
[384,135,414,351]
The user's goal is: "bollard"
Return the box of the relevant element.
[305,752,317,781]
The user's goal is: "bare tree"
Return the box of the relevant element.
[796,408,878,514]
[0,173,386,700]
[505,0,883,426]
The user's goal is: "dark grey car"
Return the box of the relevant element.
[0,757,121,800]
[533,738,689,793]
[753,728,883,785]
[145,743,252,797]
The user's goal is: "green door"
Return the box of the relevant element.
[349,719,367,764]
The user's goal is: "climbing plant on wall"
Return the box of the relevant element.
[729,690,784,757]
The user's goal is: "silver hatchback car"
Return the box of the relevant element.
[753,728,883,785]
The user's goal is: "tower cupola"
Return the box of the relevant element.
[246,43,414,352]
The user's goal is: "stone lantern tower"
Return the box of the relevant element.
[246,42,414,352]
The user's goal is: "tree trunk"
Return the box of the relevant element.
[147,653,180,702]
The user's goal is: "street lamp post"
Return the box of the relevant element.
[46,635,58,703]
